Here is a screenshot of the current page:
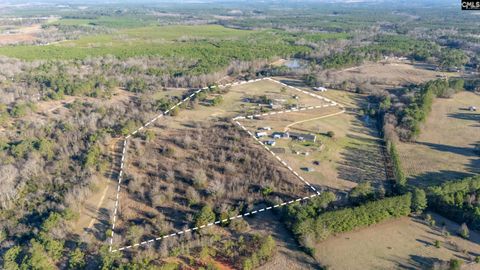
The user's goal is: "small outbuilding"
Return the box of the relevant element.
[265,140,276,146]
[272,132,289,139]
[256,131,268,138]
[289,132,316,142]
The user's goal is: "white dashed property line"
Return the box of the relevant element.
[109,77,342,252]
[230,78,345,197]
[110,193,318,252]
[108,78,270,251]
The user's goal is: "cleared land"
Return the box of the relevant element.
[112,79,326,248]
[240,88,388,192]
[0,24,40,44]
[314,214,480,270]
[326,61,458,90]
[163,79,329,128]
[397,91,480,187]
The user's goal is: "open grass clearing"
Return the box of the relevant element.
[397,91,480,187]
[240,89,388,193]
[326,61,459,90]
[163,78,329,129]
[314,214,480,270]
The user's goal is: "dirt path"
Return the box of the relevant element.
[72,138,122,237]
[284,108,346,132]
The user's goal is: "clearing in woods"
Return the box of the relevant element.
[328,61,458,88]
[239,88,388,193]
[397,91,480,187]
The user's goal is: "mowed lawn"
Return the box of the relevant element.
[397,91,480,187]
[314,214,480,270]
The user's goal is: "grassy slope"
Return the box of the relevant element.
[314,215,480,270]
[397,91,480,187]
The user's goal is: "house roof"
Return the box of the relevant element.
[289,132,316,141]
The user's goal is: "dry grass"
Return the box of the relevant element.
[240,89,388,192]
[397,91,480,187]
[164,78,327,128]
[0,24,42,44]
[314,214,480,270]
[329,61,457,88]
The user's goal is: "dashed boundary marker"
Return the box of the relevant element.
[109,77,344,252]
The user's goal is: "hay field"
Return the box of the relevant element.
[314,214,480,270]
[397,91,480,187]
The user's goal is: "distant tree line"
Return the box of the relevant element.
[319,35,468,70]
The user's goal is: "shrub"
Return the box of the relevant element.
[195,205,216,228]
[412,188,427,213]
[459,223,469,239]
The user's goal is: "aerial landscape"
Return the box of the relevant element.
[0,0,479,269]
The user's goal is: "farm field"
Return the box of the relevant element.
[240,88,388,193]
[397,91,480,187]
[325,61,458,90]
[314,214,480,270]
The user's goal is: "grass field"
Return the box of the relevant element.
[240,88,388,192]
[397,91,480,187]
[325,61,458,91]
[165,79,328,128]
[314,214,480,269]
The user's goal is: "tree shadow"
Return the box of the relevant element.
[408,255,444,269]
[408,170,475,188]
[337,134,388,187]
[87,207,111,241]
[415,141,478,158]
[448,112,480,122]
[277,79,305,88]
